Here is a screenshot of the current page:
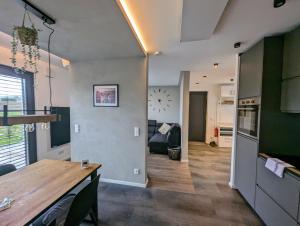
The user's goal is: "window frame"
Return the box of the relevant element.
[0,64,37,164]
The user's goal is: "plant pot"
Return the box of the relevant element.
[16,26,37,46]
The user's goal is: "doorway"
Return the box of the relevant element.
[189,92,207,142]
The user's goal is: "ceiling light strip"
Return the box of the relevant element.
[117,0,147,53]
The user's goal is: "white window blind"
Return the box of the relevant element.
[0,74,28,169]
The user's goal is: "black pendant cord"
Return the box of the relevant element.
[43,21,54,108]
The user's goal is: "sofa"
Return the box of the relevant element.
[148,120,181,155]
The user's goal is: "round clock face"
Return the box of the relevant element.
[148,88,172,112]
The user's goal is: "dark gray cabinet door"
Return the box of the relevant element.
[281,76,300,113]
[235,134,258,207]
[255,187,298,226]
[283,26,300,79]
[239,40,264,98]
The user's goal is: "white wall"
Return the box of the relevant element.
[190,82,220,144]
[148,86,179,123]
[70,57,148,186]
[0,32,71,161]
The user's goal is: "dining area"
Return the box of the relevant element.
[0,159,101,226]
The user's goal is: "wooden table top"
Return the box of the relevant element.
[0,159,101,226]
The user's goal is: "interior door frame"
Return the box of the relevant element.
[189,91,208,142]
[0,64,37,164]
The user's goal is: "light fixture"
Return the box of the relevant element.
[117,0,147,53]
[234,42,241,48]
[274,0,286,8]
[213,63,219,68]
[61,59,71,68]
[0,1,58,127]
[153,51,161,56]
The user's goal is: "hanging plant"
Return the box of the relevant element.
[10,8,40,74]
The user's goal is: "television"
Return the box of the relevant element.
[50,107,70,148]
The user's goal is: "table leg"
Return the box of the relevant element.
[91,171,99,224]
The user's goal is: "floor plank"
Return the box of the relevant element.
[147,154,195,194]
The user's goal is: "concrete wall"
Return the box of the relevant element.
[179,71,190,162]
[0,33,71,161]
[70,57,148,186]
[148,86,180,123]
[190,82,220,144]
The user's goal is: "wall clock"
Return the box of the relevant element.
[148,88,172,113]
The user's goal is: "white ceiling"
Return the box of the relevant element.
[124,0,300,86]
[181,0,229,42]
[0,0,144,61]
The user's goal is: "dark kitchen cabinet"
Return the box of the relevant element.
[238,40,264,98]
[281,25,300,113]
[282,26,300,79]
[235,134,258,208]
[281,76,300,113]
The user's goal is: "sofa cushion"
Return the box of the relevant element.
[158,123,171,135]
[149,133,168,144]
[148,120,157,140]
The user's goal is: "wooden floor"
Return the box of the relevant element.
[97,142,264,226]
[147,154,195,193]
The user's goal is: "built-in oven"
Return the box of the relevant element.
[237,97,260,139]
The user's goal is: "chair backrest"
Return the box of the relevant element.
[64,174,100,226]
[0,164,16,176]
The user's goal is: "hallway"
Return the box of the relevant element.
[97,143,263,226]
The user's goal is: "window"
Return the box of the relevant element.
[0,65,36,168]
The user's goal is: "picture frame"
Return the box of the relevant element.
[93,84,119,107]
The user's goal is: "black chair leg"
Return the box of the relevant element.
[89,209,98,226]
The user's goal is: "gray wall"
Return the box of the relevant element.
[179,71,190,162]
[70,57,148,186]
[148,86,180,123]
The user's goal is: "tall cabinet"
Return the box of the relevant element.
[235,36,284,207]
[281,26,300,113]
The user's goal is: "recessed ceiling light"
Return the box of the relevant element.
[234,42,241,48]
[213,63,219,68]
[274,0,286,8]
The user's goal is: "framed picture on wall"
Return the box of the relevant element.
[93,84,119,107]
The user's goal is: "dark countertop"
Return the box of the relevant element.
[258,153,300,178]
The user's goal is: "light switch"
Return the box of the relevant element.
[134,127,140,137]
[74,124,80,133]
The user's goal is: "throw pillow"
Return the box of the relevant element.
[158,123,171,135]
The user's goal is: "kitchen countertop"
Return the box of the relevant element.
[258,153,300,178]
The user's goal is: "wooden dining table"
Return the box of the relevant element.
[0,159,101,226]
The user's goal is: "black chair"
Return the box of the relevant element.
[64,174,100,226]
[0,164,16,176]
[31,174,100,226]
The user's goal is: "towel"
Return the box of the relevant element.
[265,158,281,172]
[265,158,295,178]
[274,162,294,178]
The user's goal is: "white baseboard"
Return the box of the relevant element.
[228,181,237,189]
[100,178,148,188]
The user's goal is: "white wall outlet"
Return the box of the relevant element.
[74,124,80,133]
[134,127,140,137]
[133,168,140,175]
